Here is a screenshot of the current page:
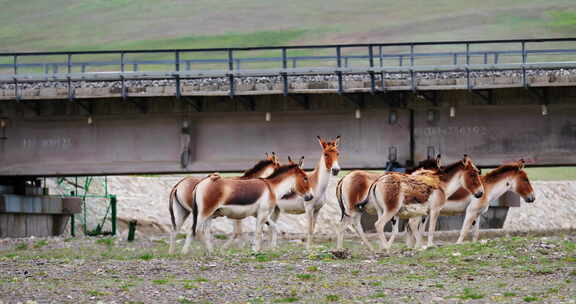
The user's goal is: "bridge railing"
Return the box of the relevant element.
[1,38,576,97]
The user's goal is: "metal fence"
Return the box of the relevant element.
[1,38,576,97]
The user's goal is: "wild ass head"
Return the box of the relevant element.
[459,155,484,198]
[439,155,484,198]
[486,159,535,203]
[241,152,282,179]
[285,156,314,201]
[317,136,341,176]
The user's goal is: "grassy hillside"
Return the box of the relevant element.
[1,0,575,52]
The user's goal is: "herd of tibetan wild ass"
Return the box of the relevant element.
[168,136,536,254]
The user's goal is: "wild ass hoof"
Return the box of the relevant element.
[330,249,351,260]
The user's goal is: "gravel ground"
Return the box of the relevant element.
[2,69,576,91]
[0,232,574,304]
[44,177,576,240]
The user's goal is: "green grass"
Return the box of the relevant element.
[521,167,576,181]
[306,265,319,272]
[336,167,576,181]
[95,237,114,247]
[523,295,540,302]
[0,235,574,303]
[295,273,314,280]
[33,240,48,248]
[139,253,154,261]
[274,297,299,303]
[325,294,340,302]
[458,288,484,300]
[547,10,576,28]
[1,0,575,54]
[14,243,28,250]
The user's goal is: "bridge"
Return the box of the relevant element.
[1,38,576,176]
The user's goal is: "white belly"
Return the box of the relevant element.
[217,204,260,219]
[398,203,429,219]
[440,200,471,216]
[277,197,305,214]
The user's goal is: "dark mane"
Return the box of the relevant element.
[241,160,274,178]
[483,164,519,182]
[266,164,298,179]
[406,158,439,173]
[439,160,464,174]
[433,160,465,182]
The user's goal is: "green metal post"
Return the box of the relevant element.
[110,195,117,236]
[70,214,75,237]
[127,220,137,242]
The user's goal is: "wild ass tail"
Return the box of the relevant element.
[190,175,212,237]
[168,186,178,232]
[191,183,200,238]
[336,177,348,221]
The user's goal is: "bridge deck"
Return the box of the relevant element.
[2,69,576,100]
[2,38,576,100]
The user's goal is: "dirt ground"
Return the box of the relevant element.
[0,231,575,304]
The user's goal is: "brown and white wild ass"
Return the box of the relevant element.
[335,155,441,251]
[375,156,484,251]
[338,155,483,252]
[187,158,313,253]
[168,153,280,254]
[269,136,341,250]
[441,159,535,243]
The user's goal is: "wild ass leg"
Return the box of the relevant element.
[386,216,400,249]
[304,204,316,250]
[181,217,197,255]
[169,197,190,254]
[267,214,279,249]
[186,216,212,254]
[335,215,352,250]
[221,220,243,251]
[425,191,445,249]
[457,205,483,244]
[426,208,441,249]
[254,212,269,252]
[374,207,398,253]
[268,207,281,249]
[406,217,422,249]
[351,213,376,252]
[472,213,482,242]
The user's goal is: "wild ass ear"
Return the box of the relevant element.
[462,154,472,166]
[298,156,305,168]
[317,136,325,147]
[272,152,279,164]
[518,158,526,169]
[435,154,442,167]
[334,135,341,147]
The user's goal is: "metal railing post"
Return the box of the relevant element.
[175,51,181,99]
[13,55,18,74]
[336,46,343,94]
[368,45,376,93]
[522,41,527,88]
[13,55,19,101]
[282,48,288,96]
[410,44,415,92]
[228,49,235,97]
[466,42,471,90]
[379,45,383,67]
[120,52,126,100]
[67,54,73,100]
